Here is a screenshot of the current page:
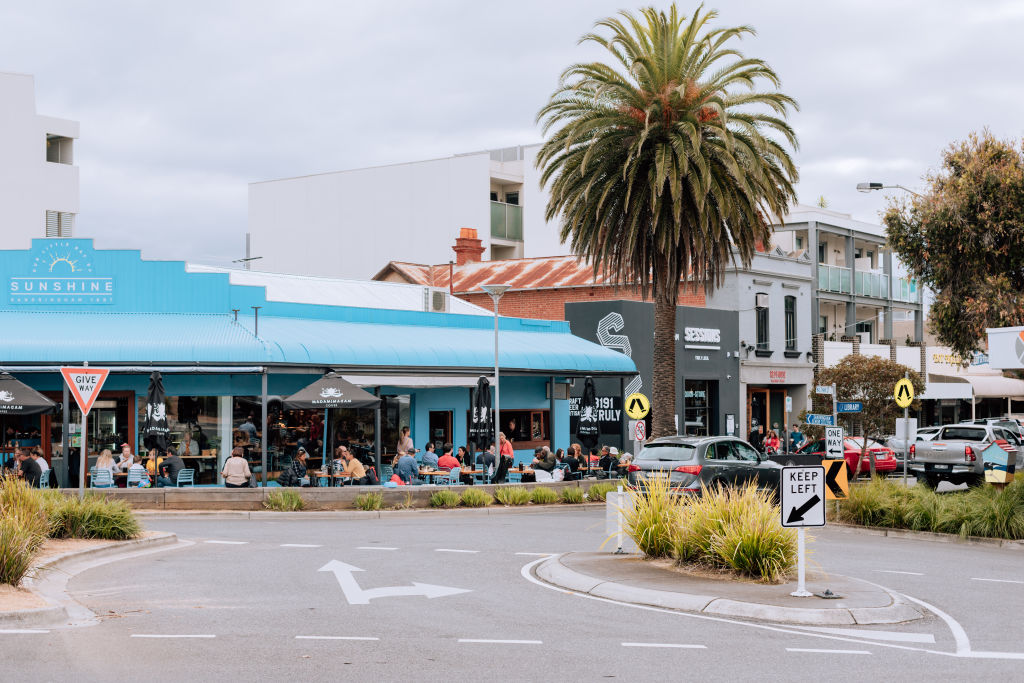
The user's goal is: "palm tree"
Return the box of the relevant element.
[537,4,799,438]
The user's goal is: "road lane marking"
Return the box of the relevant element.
[458,639,542,644]
[0,629,49,634]
[514,552,553,556]
[435,549,479,554]
[788,648,871,655]
[281,544,322,548]
[319,560,471,604]
[204,540,248,545]
[356,546,398,551]
[130,634,216,639]
[622,642,706,649]
[972,577,1024,585]
[296,636,379,641]
[873,570,923,576]
[792,626,935,644]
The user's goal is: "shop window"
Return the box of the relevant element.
[469,409,550,448]
[683,380,711,436]
[380,394,410,456]
[755,293,770,350]
[784,295,797,350]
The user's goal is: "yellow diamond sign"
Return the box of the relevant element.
[894,378,914,409]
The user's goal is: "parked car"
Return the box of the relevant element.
[963,417,1024,439]
[910,423,1023,488]
[626,436,783,494]
[797,437,899,475]
[885,426,941,457]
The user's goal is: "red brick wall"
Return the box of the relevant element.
[456,283,705,320]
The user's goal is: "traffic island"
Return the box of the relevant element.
[535,552,923,626]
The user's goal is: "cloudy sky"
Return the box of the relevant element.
[2,0,1023,266]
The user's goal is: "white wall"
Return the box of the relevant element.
[521,143,570,259]
[248,152,492,279]
[0,72,79,249]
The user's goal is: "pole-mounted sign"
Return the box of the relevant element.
[61,366,110,498]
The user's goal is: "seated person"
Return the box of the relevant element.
[127,460,150,486]
[588,447,601,466]
[598,445,620,473]
[436,443,459,471]
[531,446,556,472]
[421,442,439,470]
[158,449,186,487]
[145,449,165,476]
[277,448,310,487]
[395,451,419,485]
[116,443,136,471]
[340,446,368,484]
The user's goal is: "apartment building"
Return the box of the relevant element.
[247,143,571,280]
[0,72,80,248]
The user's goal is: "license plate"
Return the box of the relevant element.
[932,464,950,471]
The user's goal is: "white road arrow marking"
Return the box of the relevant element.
[318,560,471,605]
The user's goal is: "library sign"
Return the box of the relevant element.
[8,242,114,304]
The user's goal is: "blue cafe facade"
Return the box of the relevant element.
[0,240,636,485]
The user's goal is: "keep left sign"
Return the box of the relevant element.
[60,367,110,416]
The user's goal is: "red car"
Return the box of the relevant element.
[797,437,898,474]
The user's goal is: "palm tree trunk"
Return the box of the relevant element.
[651,294,677,438]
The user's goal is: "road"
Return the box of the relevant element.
[3,508,1023,681]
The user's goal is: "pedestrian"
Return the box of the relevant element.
[221,447,252,488]
[498,432,514,461]
[748,424,764,452]
[764,429,780,455]
[158,448,186,487]
[396,426,417,458]
[16,448,41,488]
[421,441,439,469]
[789,423,804,452]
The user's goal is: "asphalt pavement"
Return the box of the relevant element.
[3,508,1023,681]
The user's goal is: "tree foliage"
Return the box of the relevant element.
[815,356,924,477]
[535,4,798,437]
[884,131,1024,358]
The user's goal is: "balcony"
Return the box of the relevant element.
[490,201,523,241]
[894,277,921,303]
[817,264,851,294]
[854,271,889,299]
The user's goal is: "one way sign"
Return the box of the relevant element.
[781,466,826,527]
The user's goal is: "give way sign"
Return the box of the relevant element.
[60,367,110,415]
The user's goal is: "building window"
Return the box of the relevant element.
[784,296,797,350]
[795,236,804,250]
[490,191,498,201]
[504,191,519,206]
[817,243,825,263]
[471,409,549,448]
[45,211,74,238]
[46,135,73,164]
[818,315,828,335]
[755,293,769,350]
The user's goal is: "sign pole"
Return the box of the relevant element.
[792,528,810,597]
[831,382,837,430]
[903,371,909,486]
[78,362,88,500]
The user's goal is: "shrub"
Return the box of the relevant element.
[0,477,48,586]
[586,482,617,502]
[701,485,797,582]
[529,487,560,505]
[354,492,383,511]
[46,495,141,540]
[623,475,683,559]
[494,486,531,506]
[460,489,493,508]
[265,490,304,512]
[429,490,461,508]
[560,487,584,504]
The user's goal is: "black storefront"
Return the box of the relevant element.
[565,301,740,450]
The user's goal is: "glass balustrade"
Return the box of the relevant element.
[490,201,523,241]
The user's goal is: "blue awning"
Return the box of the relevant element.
[0,311,636,376]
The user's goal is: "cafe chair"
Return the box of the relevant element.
[507,470,523,484]
[127,469,144,487]
[38,471,50,489]
[442,467,464,486]
[176,469,195,487]
[90,468,114,488]
[381,465,394,481]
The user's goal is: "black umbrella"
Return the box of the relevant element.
[468,376,492,446]
[576,376,600,450]
[283,372,381,410]
[0,372,57,469]
[141,371,170,452]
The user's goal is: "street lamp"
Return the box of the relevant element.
[856,182,923,198]
[480,284,511,465]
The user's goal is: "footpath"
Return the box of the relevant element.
[535,551,924,626]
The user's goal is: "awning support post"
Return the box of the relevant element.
[261,371,268,488]
[62,382,70,488]
[374,387,382,474]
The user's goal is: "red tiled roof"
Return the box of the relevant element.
[377,255,622,292]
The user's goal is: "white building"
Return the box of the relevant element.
[247,143,571,280]
[0,72,80,247]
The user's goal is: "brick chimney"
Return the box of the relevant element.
[453,227,485,265]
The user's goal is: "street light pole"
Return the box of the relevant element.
[481,284,511,467]
[856,182,923,198]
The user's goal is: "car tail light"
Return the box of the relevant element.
[674,465,702,476]
[909,444,915,460]
[627,464,641,472]
[965,445,976,462]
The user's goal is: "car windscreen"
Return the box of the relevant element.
[940,427,987,441]
[636,443,697,462]
[995,420,1021,434]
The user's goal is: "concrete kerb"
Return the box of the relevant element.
[3,532,180,629]
[827,521,1024,550]
[135,502,606,519]
[534,553,924,627]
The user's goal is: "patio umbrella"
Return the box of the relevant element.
[0,372,57,468]
[468,376,492,449]
[141,371,169,453]
[576,376,600,451]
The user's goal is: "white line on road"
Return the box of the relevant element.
[514,552,553,556]
[130,634,216,639]
[873,570,923,576]
[971,577,1024,585]
[458,639,542,645]
[792,626,935,644]
[435,549,479,554]
[356,546,398,551]
[204,540,249,545]
[295,636,379,641]
[622,642,706,649]
[281,544,322,548]
[0,629,50,634]
[787,648,871,655]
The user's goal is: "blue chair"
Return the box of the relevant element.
[507,471,523,484]
[127,468,144,487]
[473,466,490,486]
[176,469,195,487]
[442,467,464,486]
[90,467,114,488]
[381,465,394,481]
